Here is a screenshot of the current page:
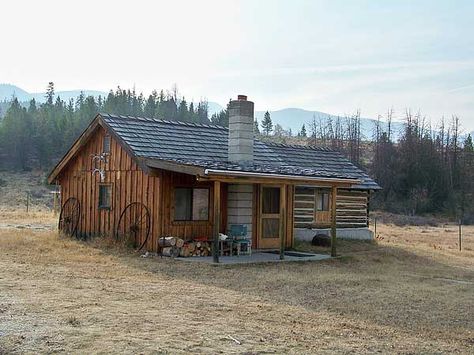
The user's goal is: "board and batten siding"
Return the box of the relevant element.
[58,126,161,250]
[160,170,227,241]
[58,125,227,251]
[294,187,369,228]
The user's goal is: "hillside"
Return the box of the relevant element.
[255,108,405,140]
[2,84,471,140]
[0,83,106,104]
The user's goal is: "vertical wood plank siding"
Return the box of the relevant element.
[58,125,228,251]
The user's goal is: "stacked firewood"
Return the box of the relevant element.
[158,236,212,258]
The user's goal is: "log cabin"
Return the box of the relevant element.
[48,95,380,259]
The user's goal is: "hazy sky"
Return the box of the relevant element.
[2,0,473,130]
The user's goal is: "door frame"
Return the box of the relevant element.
[256,184,283,249]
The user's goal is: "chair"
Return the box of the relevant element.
[229,224,252,256]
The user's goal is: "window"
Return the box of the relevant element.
[98,184,112,209]
[316,191,330,211]
[262,187,280,214]
[103,135,111,154]
[261,187,281,239]
[174,188,209,221]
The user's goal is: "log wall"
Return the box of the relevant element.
[294,187,369,228]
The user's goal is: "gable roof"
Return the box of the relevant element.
[49,113,380,190]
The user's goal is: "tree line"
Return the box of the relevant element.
[0,83,210,170]
[1,84,472,221]
[280,109,473,222]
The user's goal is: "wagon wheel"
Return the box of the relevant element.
[59,197,81,238]
[115,202,151,251]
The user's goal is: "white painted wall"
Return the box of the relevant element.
[295,227,374,241]
[227,184,253,238]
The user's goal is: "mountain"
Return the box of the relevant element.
[0,84,106,103]
[0,84,32,102]
[207,101,224,117]
[255,108,405,140]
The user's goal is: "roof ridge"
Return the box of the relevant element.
[259,140,336,152]
[99,112,228,131]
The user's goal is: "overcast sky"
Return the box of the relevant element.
[2,0,473,130]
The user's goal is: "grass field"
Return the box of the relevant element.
[0,214,473,354]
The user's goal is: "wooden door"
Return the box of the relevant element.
[315,189,331,226]
[258,185,282,249]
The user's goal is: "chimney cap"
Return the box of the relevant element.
[237,95,247,101]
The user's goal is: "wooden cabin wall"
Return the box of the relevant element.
[294,187,369,228]
[336,189,369,228]
[58,126,161,250]
[160,171,227,241]
[58,127,227,250]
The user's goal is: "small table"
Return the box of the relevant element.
[219,239,233,256]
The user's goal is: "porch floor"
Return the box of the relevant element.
[176,251,331,265]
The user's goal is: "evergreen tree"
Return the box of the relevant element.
[261,111,273,136]
[178,98,189,122]
[0,99,33,169]
[254,118,260,135]
[45,82,55,105]
[299,124,307,137]
[197,101,209,123]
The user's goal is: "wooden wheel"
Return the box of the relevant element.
[115,202,151,251]
[59,197,81,237]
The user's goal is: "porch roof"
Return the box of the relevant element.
[100,113,380,190]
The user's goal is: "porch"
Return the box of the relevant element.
[197,171,360,263]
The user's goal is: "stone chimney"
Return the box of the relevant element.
[228,95,254,164]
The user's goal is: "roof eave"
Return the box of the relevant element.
[199,168,361,187]
[47,114,103,184]
[145,159,206,176]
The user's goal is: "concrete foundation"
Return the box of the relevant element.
[295,227,374,241]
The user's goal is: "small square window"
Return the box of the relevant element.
[316,191,330,211]
[174,188,209,221]
[103,135,111,154]
[98,184,112,209]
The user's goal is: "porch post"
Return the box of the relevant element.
[280,184,287,260]
[331,185,338,257]
[213,180,221,263]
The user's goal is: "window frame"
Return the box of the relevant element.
[172,186,210,222]
[316,190,331,212]
[98,183,113,210]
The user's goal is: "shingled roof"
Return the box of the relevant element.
[100,113,379,190]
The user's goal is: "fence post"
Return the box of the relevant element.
[53,192,58,216]
[459,219,462,251]
[374,216,377,238]
[26,192,29,213]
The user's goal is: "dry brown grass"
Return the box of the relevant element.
[0,210,57,226]
[0,171,53,212]
[0,217,473,354]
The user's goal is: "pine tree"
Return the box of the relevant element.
[261,111,273,136]
[299,124,307,137]
[197,101,209,123]
[0,98,33,169]
[464,134,473,152]
[45,82,55,105]
[254,118,260,135]
[178,98,189,122]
